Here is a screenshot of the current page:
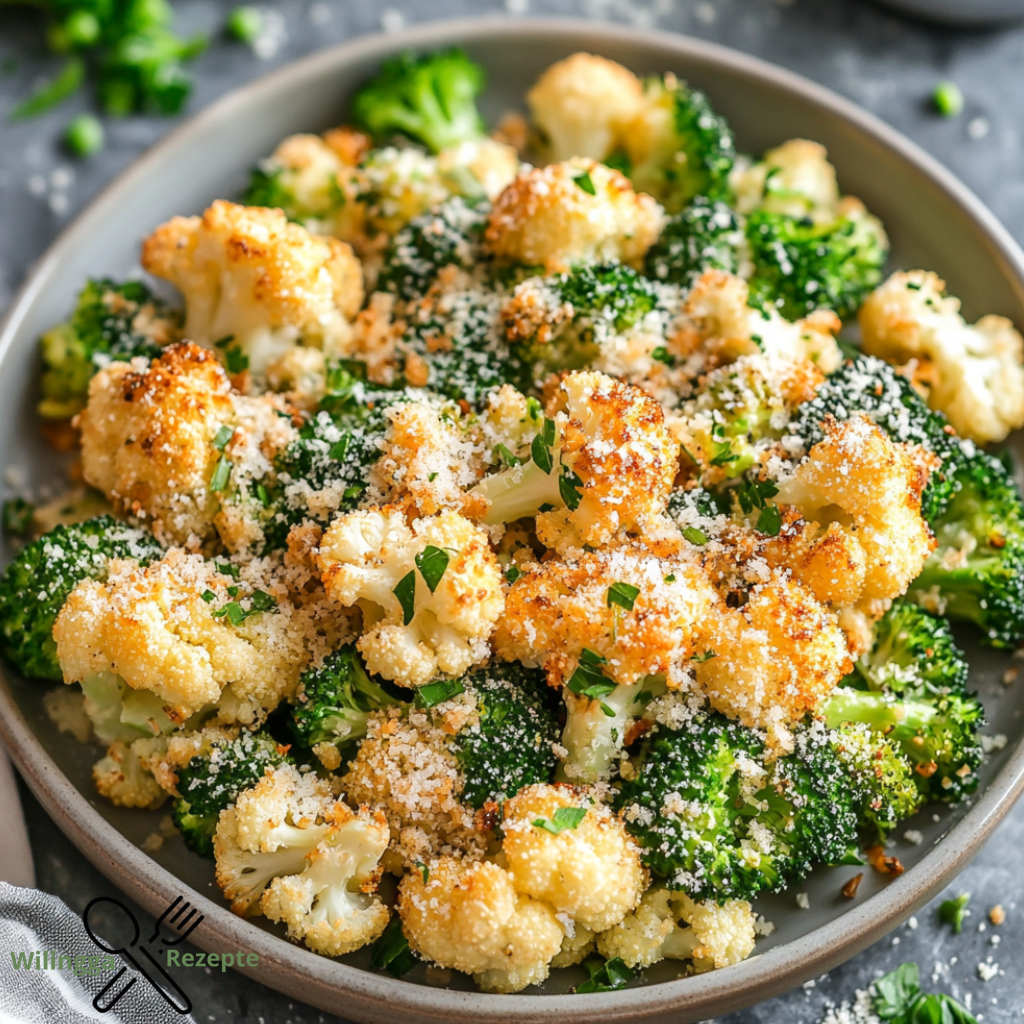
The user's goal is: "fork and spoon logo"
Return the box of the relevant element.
[82,894,203,1015]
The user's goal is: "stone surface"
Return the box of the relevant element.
[2,0,1024,1019]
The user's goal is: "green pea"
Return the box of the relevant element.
[65,114,104,157]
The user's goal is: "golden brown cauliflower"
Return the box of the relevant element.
[501,783,646,933]
[692,573,853,742]
[317,507,504,687]
[775,415,936,608]
[485,159,663,273]
[473,370,679,551]
[341,705,487,867]
[859,269,1024,443]
[732,138,840,220]
[398,856,564,993]
[598,887,756,972]
[54,548,348,725]
[93,740,167,810]
[526,53,644,163]
[493,544,718,688]
[141,200,364,375]
[79,342,234,545]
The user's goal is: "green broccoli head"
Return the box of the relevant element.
[644,198,742,288]
[446,662,560,809]
[631,77,736,212]
[831,721,924,839]
[352,48,486,153]
[910,449,1024,648]
[38,278,180,420]
[0,516,164,680]
[615,709,860,901]
[377,195,490,304]
[791,356,965,523]
[824,688,984,803]
[745,206,888,321]
[173,731,293,858]
[850,600,969,699]
[290,645,406,753]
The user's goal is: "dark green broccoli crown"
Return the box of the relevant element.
[378,196,490,304]
[352,48,486,153]
[664,83,736,210]
[0,516,164,680]
[912,450,1024,648]
[615,709,859,901]
[851,600,969,699]
[172,731,292,858]
[791,356,964,522]
[290,645,405,750]
[746,208,888,321]
[644,198,741,287]
[831,723,924,838]
[555,263,659,334]
[448,662,559,809]
[39,278,179,420]
[824,687,984,803]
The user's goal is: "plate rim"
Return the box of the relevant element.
[2,16,1024,1024]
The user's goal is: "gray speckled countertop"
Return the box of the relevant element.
[2,0,1024,1020]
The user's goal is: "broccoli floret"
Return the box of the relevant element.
[746,207,888,321]
[848,600,968,698]
[910,449,1024,648]
[173,730,293,858]
[630,77,736,212]
[448,662,559,808]
[290,645,406,755]
[615,709,860,901]
[791,356,965,522]
[644,198,742,288]
[38,278,180,420]
[831,722,924,839]
[377,195,490,304]
[824,688,984,802]
[0,516,164,680]
[352,49,486,153]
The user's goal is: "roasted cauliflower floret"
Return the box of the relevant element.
[436,138,521,200]
[526,53,644,163]
[494,545,718,687]
[79,342,234,545]
[398,855,564,993]
[501,784,645,933]
[93,740,167,810]
[474,371,679,550]
[598,887,756,972]
[141,200,364,375]
[54,548,345,724]
[260,802,391,956]
[369,401,487,517]
[485,159,663,272]
[693,574,853,742]
[776,415,937,607]
[341,706,486,865]
[317,507,504,687]
[683,270,842,372]
[859,269,1024,443]
[732,138,840,220]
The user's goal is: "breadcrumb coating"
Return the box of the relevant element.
[527,53,644,163]
[317,507,504,687]
[485,159,663,272]
[501,783,646,932]
[398,856,564,993]
[142,200,363,374]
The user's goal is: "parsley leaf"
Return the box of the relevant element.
[494,443,521,468]
[756,504,782,536]
[415,545,450,594]
[566,650,617,702]
[682,526,708,545]
[415,679,466,709]
[572,170,597,195]
[871,962,977,1024]
[938,893,970,935]
[607,582,640,611]
[737,478,779,514]
[559,468,584,510]
[208,455,231,493]
[370,916,418,977]
[577,956,634,993]
[216,561,240,580]
[224,346,249,374]
[212,425,234,451]
[692,650,717,662]
[531,430,554,475]
[393,571,416,626]
[532,806,588,835]
[505,564,522,584]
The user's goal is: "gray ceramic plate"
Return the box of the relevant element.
[2,18,1024,1024]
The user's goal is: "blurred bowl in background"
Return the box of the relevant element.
[875,0,1024,25]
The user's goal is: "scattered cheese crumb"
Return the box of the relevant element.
[754,915,776,936]
[980,734,1008,753]
[903,829,924,845]
[381,8,405,32]
[796,892,810,910]
[908,916,918,930]
[978,961,999,982]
